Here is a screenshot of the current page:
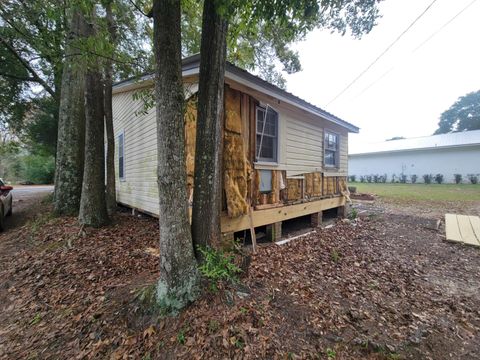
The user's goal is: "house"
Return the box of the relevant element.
[112,54,358,241]
[349,130,480,183]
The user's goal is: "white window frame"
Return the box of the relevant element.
[324,130,339,168]
[118,130,125,180]
[255,105,279,163]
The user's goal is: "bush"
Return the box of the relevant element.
[454,174,462,184]
[391,174,397,183]
[197,246,242,291]
[434,174,444,184]
[410,174,417,184]
[366,175,373,183]
[373,174,379,183]
[423,174,433,184]
[349,175,356,182]
[380,174,387,183]
[360,176,365,183]
[468,174,479,184]
[20,154,55,184]
[399,174,407,183]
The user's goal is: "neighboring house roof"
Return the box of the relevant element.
[350,129,480,156]
[113,54,359,133]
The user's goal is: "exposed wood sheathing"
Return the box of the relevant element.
[224,87,250,218]
[184,95,198,200]
[324,176,338,196]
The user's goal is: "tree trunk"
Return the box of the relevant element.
[153,0,199,312]
[53,8,86,216]
[78,11,109,227]
[104,0,116,215]
[191,0,229,253]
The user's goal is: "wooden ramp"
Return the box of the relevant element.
[445,214,480,247]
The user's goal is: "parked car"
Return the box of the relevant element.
[0,178,13,231]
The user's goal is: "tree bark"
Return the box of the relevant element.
[153,0,199,312]
[78,10,109,227]
[104,0,116,215]
[54,8,86,216]
[191,0,229,254]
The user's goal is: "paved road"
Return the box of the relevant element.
[12,185,54,196]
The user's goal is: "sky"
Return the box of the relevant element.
[284,0,480,152]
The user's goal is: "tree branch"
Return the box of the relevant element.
[0,70,36,82]
[0,36,55,97]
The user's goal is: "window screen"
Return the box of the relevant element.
[324,132,339,167]
[256,107,278,162]
[118,132,125,179]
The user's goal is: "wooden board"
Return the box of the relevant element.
[221,196,345,233]
[445,214,480,247]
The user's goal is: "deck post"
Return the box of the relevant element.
[219,232,235,250]
[311,211,323,227]
[337,204,347,218]
[266,221,282,242]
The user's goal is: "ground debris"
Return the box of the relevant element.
[0,200,479,359]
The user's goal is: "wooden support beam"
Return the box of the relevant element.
[221,196,345,233]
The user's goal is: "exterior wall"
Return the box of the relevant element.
[349,146,480,183]
[112,79,352,217]
[112,90,159,214]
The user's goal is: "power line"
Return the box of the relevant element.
[326,0,439,106]
[351,0,478,101]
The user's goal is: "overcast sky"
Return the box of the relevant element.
[284,0,480,152]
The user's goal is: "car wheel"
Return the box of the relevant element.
[6,198,12,217]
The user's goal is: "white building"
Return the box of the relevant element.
[349,130,480,183]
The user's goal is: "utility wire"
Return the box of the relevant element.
[351,0,478,101]
[326,0,439,106]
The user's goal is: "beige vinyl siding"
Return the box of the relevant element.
[112,90,159,215]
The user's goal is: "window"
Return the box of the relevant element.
[324,131,339,167]
[256,106,278,162]
[118,132,125,179]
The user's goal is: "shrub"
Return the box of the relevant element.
[380,174,387,183]
[391,174,397,183]
[454,174,462,184]
[468,174,479,184]
[349,175,356,182]
[434,174,444,184]
[410,174,417,184]
[197,246,242,291]
[21,154,55,184]
[399,174,407,183]
[423,174,433,184]
[360,176,365,183]
[366,175,373,183]
[373,174,380,183]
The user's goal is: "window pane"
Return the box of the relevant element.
[325,150,336,166]
[118,133,124,178]
[256,135,276,161]
[256,107,278,162]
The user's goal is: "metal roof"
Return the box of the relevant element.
[113,54,359,133]
[350,129,480,156]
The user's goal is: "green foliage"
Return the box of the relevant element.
[454,174,462,184]
[434,174,444,184]
[435,90,480,134]
[348,207,358,220]
[326,347,336,359]
[330,249,340,263]
[197,246,242,289]
[423,174,432,184]
[349,175,356,182]
[410,174,417,184]
[21,154,55,184]
[468,174,478,184]
[30,313,42,325]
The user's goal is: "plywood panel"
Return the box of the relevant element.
[445,214,462,242]
[457,215,479,246]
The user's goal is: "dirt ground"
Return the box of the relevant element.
[0,191,479,359]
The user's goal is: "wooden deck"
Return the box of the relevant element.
[445,214,480,247]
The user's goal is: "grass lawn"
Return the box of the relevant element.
[351,182,480,202]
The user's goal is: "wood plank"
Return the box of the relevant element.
[221,196,345,233]
[445,214,462,242]
[469,216,480,243]
[248,207,257,253]
[457,215,479,246]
